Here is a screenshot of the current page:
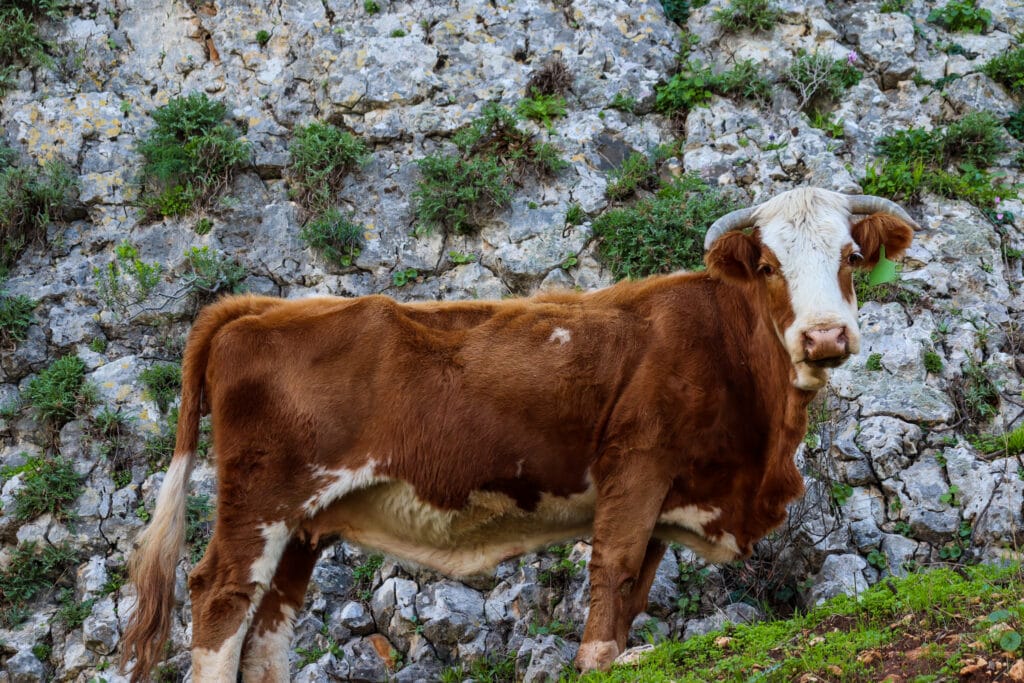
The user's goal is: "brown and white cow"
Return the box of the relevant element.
[121,188,915,681]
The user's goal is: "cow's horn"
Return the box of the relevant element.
[703,207,757,250]
[846,195,919,228]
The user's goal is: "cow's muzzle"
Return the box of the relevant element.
[803,326,849,365]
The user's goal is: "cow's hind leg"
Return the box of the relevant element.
[188,520,292,682]
[239,538,322,683]
[616,539,667,646]
[577,459,670,673]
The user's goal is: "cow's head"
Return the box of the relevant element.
[704,189,915,391]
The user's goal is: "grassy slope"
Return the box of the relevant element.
[574,562,1024,682]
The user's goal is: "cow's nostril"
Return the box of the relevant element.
[804,327,848,360]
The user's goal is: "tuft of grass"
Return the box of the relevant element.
[605,151,658,201]
[139,363,182,414]
[593,174,738,279]
[287,121,368,215]
[655,59,771,115]
[137,92,251,219]
[984,48,1024,97]
[1,454,83,522]
[353,554,384,601]
[565,203,586,226]
[255,29,270,46]
[927,0,992,34]
[712,0,781,33]
[363,0,379,13]
[0,541,78,627]
[25,354,94,426]
[516,91,567,129]
[0,156,78,271]
[865,353,883,371]
[923,349,943,374]
[971,422,1024,456]
[0,290,35,347]
[299,208,364,268]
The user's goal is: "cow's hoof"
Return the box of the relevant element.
[575,640,619,672]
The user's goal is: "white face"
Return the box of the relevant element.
[753,189,861,390]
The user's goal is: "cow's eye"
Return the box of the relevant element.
[847,252,864,266]
[757,263,775,276]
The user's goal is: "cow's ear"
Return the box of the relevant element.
[850,213,914,268]
[705,230,761,282]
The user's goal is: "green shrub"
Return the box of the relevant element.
[139,363,181,413]
[0,0,65,95]
[452,103,566,179]
[56,590,95,629]
[137,93,251,219]
[299,208,363,267]
[983,48,1024,96]
[0,158,78,271]
[413,153,511,235]
[182,246,246,301]
[943,112,1007,166]
[1,454,82,521]
[865,353,883,371]
[610,92,637,113]
[413,104,565,235]
[565,203,586,226]
[363,0,379,13]
[0,541,78,626]
[0,291,35,347]
[1005,109,1024,142]
[288,121,368,214]
[25,354,93,425]
[606,152,658,201]
[785,50,861,111]
[92,241,163,317]
[255,29,270,46]
[516,91,567,128]
[655,59,771,115]
[593,175,738,279]
[713,0,780,32]
[866,116,1011,209]
[927,0,991,33]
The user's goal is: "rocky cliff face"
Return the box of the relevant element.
[1,0,1023,680]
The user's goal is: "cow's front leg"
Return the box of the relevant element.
[576,461,669,673]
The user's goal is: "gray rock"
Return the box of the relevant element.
[808,554,870,605]
[416,581,486,658]
[4,649,45,683]
[856,417,921,481]
[682,602,764,639]
[338,600,376,636]
[897,455,961,543]
[515,635,578,683]
[82,596,119,655]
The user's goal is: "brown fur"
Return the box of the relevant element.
[121,205,914,679]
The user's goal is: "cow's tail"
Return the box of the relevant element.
[121,294,282,682]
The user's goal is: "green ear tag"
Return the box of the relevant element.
[868,244,897,286]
